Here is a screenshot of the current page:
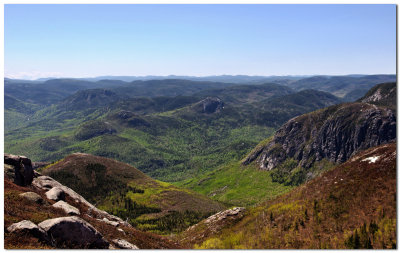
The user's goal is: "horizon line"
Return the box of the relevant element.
[4,73,397,81]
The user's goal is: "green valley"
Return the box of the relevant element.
[4,76,397,249]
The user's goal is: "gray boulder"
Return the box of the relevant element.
[7,220,48,241]
[38,216,109,248]
[19,192,44,204]
[112,239,139,249]
[45,187,65,201]
[52,200,80,215]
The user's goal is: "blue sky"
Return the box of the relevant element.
[4,4,396,79]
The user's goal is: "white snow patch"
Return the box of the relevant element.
[362,156,380,164]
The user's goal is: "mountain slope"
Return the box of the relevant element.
[41,153,225,234]
[250,89,342,127]
[190,143,396,249]
[57,89,123,111]
[192,83,294,103]
[243,82,396,185]
[4,95,43,131]
[358,82,396,110]
[177,161,293,207]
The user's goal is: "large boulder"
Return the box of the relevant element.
[38,216,109,249]
[4,154,34,186]
[45,187,65,201]
[7,220,48,242]
[52,201,80,215]
[19,192,44,204]
[32,176,60,190]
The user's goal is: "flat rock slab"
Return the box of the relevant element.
[112,239,139,249]
[45,187,65,201]
[19,192,44,204]
[38,216,109,249]
[53,200,80,215]
[7,220,48,241]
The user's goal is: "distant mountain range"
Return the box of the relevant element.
[31,75,309,83]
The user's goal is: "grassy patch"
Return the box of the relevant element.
[177,162,293,206]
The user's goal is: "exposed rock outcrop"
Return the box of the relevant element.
[243,102,396,173]
[38,216,109,249]
[180,207,246,247]
[52,200,80,215]
[192,97,224,114]
[359,82,396,107]
[201,207,246,231]
[4,154,34,186]
[7,220,49,242]
[33,175,126,225]
[45,187,65,201]
[112,239,139,249]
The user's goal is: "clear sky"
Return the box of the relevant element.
[4,4,396,79]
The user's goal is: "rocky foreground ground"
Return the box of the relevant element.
[4,154,181,249]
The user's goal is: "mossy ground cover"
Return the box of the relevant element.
[177,162,293,207]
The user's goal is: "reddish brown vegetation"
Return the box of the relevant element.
[190,143,396,249]
[4,175,182,249]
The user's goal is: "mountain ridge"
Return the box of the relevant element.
[242,82,396,185]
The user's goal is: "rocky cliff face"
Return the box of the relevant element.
[192,97,224,114]
[243,83,396,178]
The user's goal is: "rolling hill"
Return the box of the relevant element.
[40,153,225,234]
